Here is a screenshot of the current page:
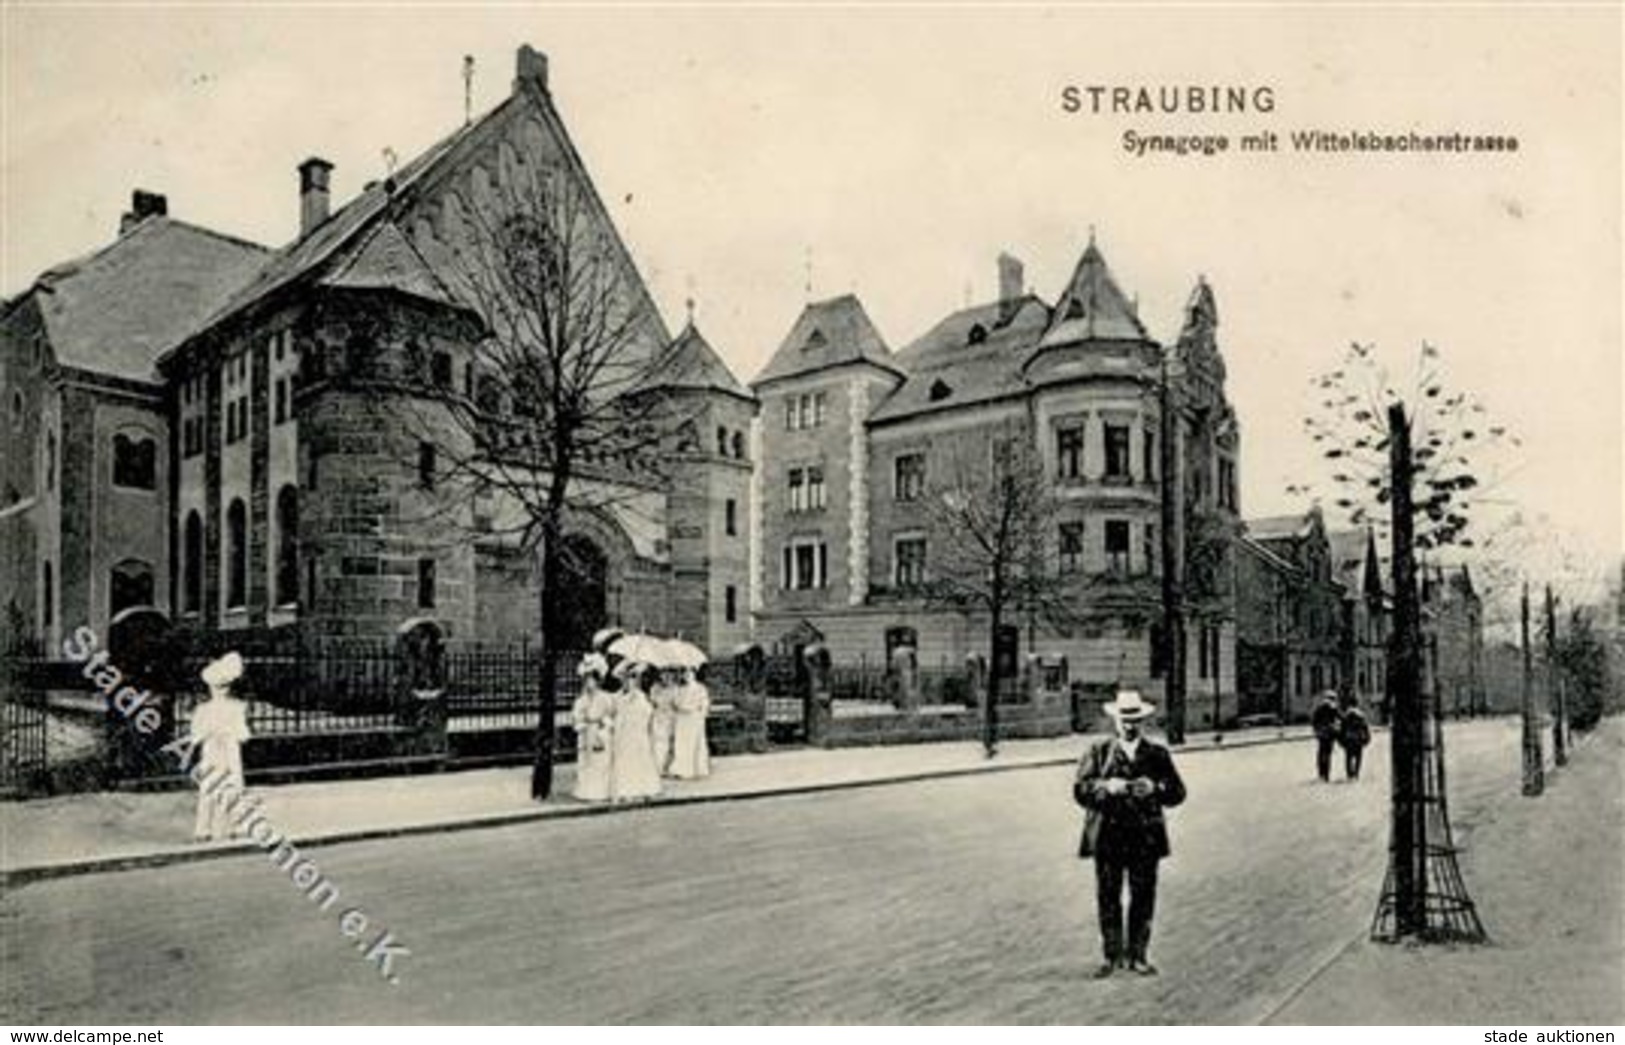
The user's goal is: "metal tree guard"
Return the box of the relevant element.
[1547,586,1568,768]
[1369,402,1486,944]
[1370,627,1488,943]
[1522,583,1545,796]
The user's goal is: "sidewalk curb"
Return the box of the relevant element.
[1,728,1313,889]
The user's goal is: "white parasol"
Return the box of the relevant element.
[663,638,709,669]
[607,632,666,665]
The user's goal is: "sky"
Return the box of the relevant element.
[3,4,1620,600]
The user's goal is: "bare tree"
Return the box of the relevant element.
[394,162,685,800]
[1293,341,1509,942]
[916,421,1105,756]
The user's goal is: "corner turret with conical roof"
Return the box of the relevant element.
[1040,237,1151,347]
[654,315,757,652]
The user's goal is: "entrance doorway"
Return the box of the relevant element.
[555,535,608,653]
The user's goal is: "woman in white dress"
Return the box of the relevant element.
[609,662,662,801]
[668,666,711,780]
[191,652,252,841]
[570,654,615,802]
[649,669,678,777]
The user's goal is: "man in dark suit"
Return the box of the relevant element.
[1074,689,1187,978]
[1311,690,1342,782]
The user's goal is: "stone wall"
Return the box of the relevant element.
[297,295,478,640]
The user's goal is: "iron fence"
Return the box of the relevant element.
[1,637,49,796]
[444,641,582,735]
[170,631,402,736]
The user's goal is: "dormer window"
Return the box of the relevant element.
[803,329,827,351]
[967,324,988,346]
[928,379,952,402]
[1066,298,1085,320]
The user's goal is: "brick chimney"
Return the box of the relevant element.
[119,190,168,235]
[514,44,548,94]
[997,252,1024,303]
[298,157,334,237]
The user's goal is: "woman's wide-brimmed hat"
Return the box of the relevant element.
[201,651,244,689]
[1104,689,1156,721]
[577,653,610,679]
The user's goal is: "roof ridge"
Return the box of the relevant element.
[161,217,272,255]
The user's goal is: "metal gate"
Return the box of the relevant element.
[761,653,809,744]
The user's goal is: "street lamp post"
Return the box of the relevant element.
[1159,348,1187,743]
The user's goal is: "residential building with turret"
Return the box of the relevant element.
[751,242,1243,722]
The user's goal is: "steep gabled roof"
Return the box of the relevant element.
[30,217,270,382]
[1248,512,1316,542]
[1238,535,1301,576]
[869,295,1050,425]
[646,322,752,400]
[163,97,518,364]
[1328,527,1386,598]
[752,294,898,387]
[163,58,672,369]
[1039,241,1149,346]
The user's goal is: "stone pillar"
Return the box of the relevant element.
[395,617,448,760]
[890,645,919,711]
[805,644,833,746]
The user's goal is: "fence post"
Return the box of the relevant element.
[105,608,179,786]
[805,645,832,747]
[396,619,449,764]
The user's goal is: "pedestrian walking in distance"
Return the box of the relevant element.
[1073,689,1187,978]
[190,652,251,841]
[1338,694,1371,782]
[1311,690,1342,783]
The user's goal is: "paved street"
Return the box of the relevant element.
[0,720,1537,1023]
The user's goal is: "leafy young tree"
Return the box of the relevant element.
[1294,341,1510,942]
[1294,342,1516,551]
[397,162,683,800]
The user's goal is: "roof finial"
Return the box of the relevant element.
[1088,224,1096,248]
[685,297,696,326]
[462,55,475,127]
[684,273,697,328]
[803,246,814,302]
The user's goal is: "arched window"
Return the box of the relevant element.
[275,486,299,606]
[41,560,53,629]
[226,499,247,609]
[183,511,203,614]
[112,432,157,490]
[731,431,745,460]
[45,429,56,492]
[110,559,154,617]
